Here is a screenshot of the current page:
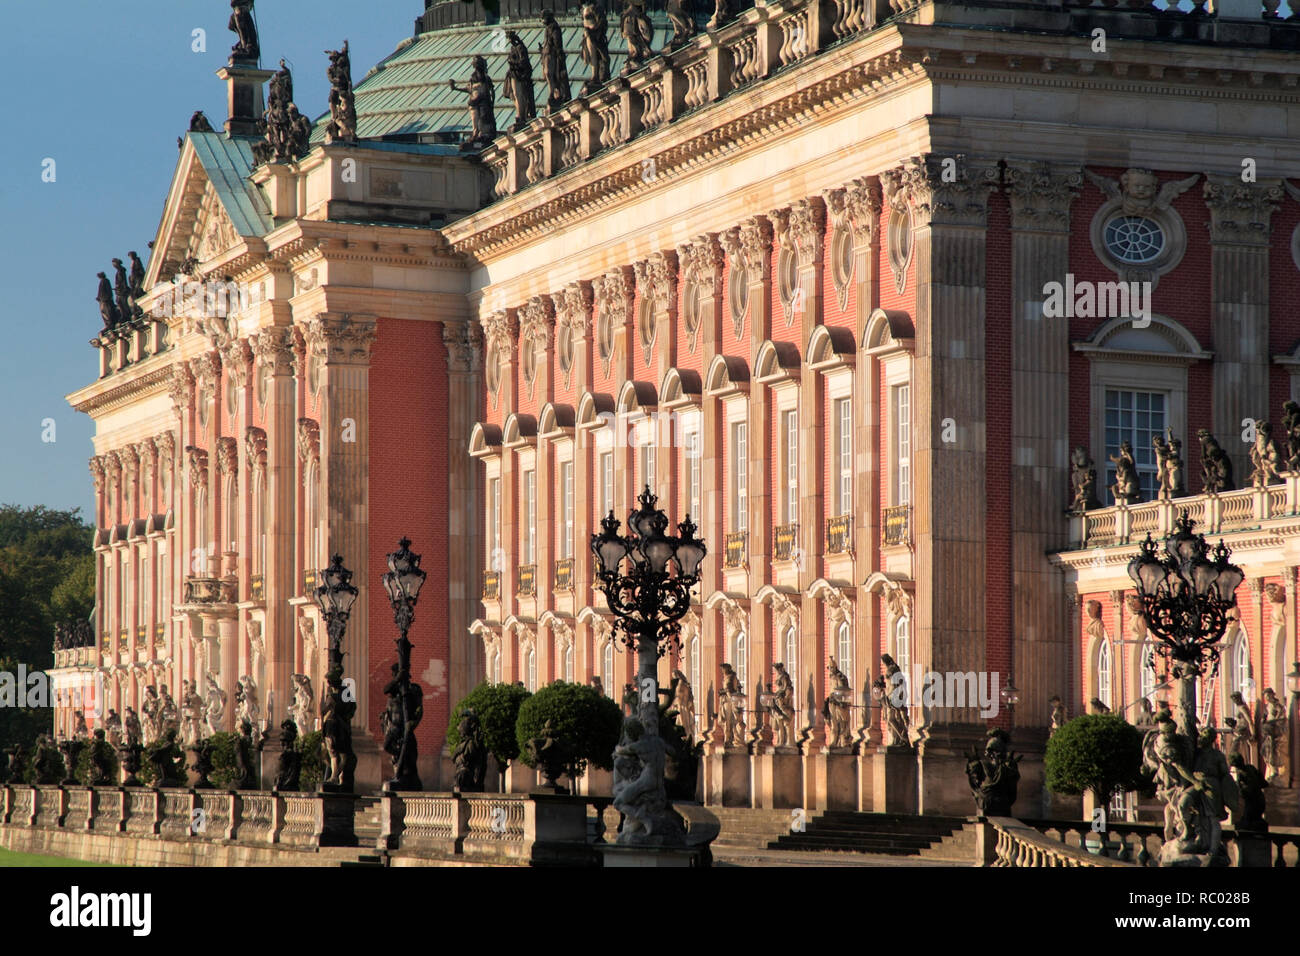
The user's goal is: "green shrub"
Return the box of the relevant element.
[1045,713,1147,808]
[137,735,183,787]
[515,681,622,780]
[447,682,532,773]
[298,731,323,791]
[74,737,119,786]
[205,732,239,788]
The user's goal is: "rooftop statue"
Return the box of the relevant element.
[1197,429,1235,494]
[1282,400,1300,474]
[539,10,571,115]
[1068,447,1098,513]
[580,3,611,95]
[112,259,133,328]
[1152,426,1184,500]
[189,110,215,133]
[96,272,118,331]
[256,60,304,164]
[1249,420,1283,487]
[449,55,497,149]
[621,0,654,75]
[325,40,358,143]
[504,31,537,131]
[1109,439,1140,505]
[127,251,147,307]
[666,0,696,49]
[228,0,260,62]
[707,0,731,30]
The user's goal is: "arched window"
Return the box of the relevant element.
[603,642,614,696]
[223,476,238,553]
[733,631,747,693]
[306,461,321,572]
[1140,641,1156,706]
[526,647,537,691]
[893,617,909,702]
[784,625,798,687]
[255,472,268,575]
[1098,639,1113,710]
[563,642,574,683]
[837,621,852,686]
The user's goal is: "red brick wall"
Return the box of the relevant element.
[985,190,1013,730]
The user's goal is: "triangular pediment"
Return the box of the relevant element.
[145,132,273,289]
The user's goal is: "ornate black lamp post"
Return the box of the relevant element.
[380,538,427,792]
[1127,512,1244,865]
[314,554,359,793]
[591,486,706,846]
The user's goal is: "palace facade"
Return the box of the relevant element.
[61,0,1300,812]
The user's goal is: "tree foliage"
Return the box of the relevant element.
[515,680,622,779]
[1045,713,1147,807]
[446,682,532,771]
[0,505,95,750]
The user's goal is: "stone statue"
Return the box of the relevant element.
[1109,440,1140,505]
[141,685,161,746]
[449,55,497,149]
[1135,697,1156,732]
[622,682,638,717]
[228,0,259,61]
[1282,400,1300,473]
[823,656,853,750]
[1153,427,1185,499]
[189,110,215,133]
[148,729,183,787]
[877,653,911,747]
[590,675,605,698]
[32,735,63,785]
[118,741,142,787]
[503,31,537,131]
[611,716,683,844]
[380,662,424,789]
[1143,715,1237,866]
[274,719,301,791]
[526,718,565,791]
[719,662,745,748]
[180,679,204,747]
[325,40,358,143]
[127,251,147,307]
[123,706,142,748]
[112,259,133,327]
[580,3,611,96]
[290,673,315,738]
[666,0,695,48]
[104,709,123,748]
[1068,447,1098,513]
[452,708,488,792]
[203,673,227,738]
[188,738,215,789]
[966,728,1021,816]
[670,669,695,741]
[1088,697,1110,715]
[1249,420,1283,488]
[1229,691,1255,766]
[1198,429,1235,494]
[319,671,355,789]
[1048,696,1066,738]
[86,730,113,785]
[770,663,796,749]
[1229,752,1268,832]
[1260,687,1288,783]
[95,272,118,330]
[620,0,655,75]
[539,10,570,114]
[72,710,90,740]
[707,0,730,30]
[257,60,302,164]
[235,675,261,735]
[231,719,255,790]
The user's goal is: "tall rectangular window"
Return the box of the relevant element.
[731,421,748,532]
[1104,389,1166,502]
[560,462,574,559]
[600,452,614,518]
[836,398,852,515]
[784,409,798,523]
[487,477,501,565]
[684,430,701,522]
[894,384,911,506]
[640,432,656,494]
[523,470,536,564]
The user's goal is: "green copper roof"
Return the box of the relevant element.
[312,16,669,144]
[187,132,274,236]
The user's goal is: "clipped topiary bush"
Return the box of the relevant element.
[137,734,184,787]
[205,732,240,789]
[447,682,532,775]
[515,680,622,782]
[1045,713,1147,809]
[74,735,119,786]
[298,730,324,792]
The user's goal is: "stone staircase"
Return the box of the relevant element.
[338,796,387,867]
[710,808,803,851]
[709,807,975,861]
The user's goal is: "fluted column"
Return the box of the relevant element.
[1204,177,1282,484]
[304,313,378,733]
[1004,162,1082,731]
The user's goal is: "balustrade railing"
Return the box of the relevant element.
[826,514,853,554]
[774,523,799,562]
[724,531,748,569]
[554,558,574,591]
[517,564,537,597]
[882,505,910,548]
[482,569,501,600]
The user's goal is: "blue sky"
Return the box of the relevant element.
[0,0,418,516]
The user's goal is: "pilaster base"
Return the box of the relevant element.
[873,746,917,814]
[752,752,801,809]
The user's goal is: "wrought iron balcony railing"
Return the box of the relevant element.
[250,574,265,601]
[517,564,537,597]
[482,570,501,601]
[883,505,911,548]
[554,558,574,591]
[724,532,747,569]
[774,523,798,563]
[826,515,853,555]
[303,568,317,593]
[154,623,165,644]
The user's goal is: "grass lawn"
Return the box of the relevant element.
[0,848,115,867]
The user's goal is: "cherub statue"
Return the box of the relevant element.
[1198,429,1235,494]
[1282,400,1300,473]
[1249,420,1283,487]
[1109,440,1140,505]
[1084,168,1200,219]
[1069,447,1098,513]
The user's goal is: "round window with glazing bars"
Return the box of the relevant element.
[1104,215,1165,265]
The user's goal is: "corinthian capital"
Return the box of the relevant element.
[1204,176,1283,246]
[593,267,636,326]
[188,351,222,396]
[633,251,679,313]
[220,339,254,388]
[721,216,773,279]
[787,197,826,267]
[882,155,999,228]
[168,363,195,411]
[676,235,724,296]
[1003,161,1083,233]
[252,325,297,376]
[480,309,516,353]
[304,314,378,366]
[518,295,556,350]
[89,456,107,494]
[552,281,593,334]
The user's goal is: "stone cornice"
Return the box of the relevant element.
[68,365,174,416]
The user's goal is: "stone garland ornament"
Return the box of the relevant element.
[449,55,497,150]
